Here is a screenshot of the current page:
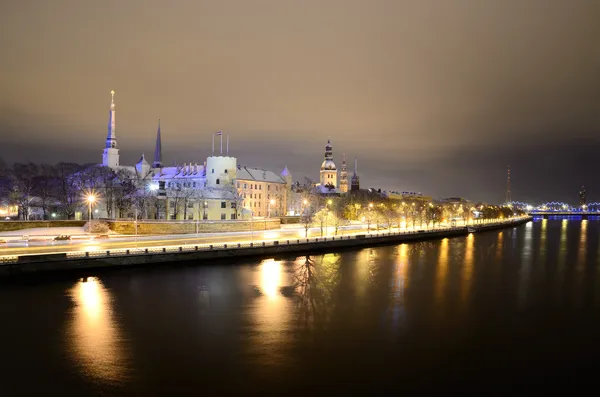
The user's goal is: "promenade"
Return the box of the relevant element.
[0,216,531,277]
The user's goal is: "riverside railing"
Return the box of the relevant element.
[0,217,530,266]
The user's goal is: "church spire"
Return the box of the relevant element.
[340,152,348,193]
[153,118,163,168]
[106,90,117,149]
[351,157,360,191]
[102,90,120,168]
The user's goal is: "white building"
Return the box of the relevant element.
[98,91,290,220]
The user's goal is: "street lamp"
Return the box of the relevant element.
[86,194,97,225]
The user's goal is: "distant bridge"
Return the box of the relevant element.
[505,201,600,217]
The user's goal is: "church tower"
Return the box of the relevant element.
[319,140,337,188]
[350,157,360,191]
[153,119,163,168]
[339,153,348,193]
[102,90,120,169]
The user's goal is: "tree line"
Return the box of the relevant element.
[0,161,143,220]
[295,180,524,237]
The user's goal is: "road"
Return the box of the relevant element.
[0,226,373,257]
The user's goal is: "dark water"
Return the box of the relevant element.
[2,218,600,395]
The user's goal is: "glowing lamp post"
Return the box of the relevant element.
[86,194,97,226]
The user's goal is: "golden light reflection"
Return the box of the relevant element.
[496,231,503,260]
[461,233,474,303]
[68,277,128,383]
[539,219,547,264]
[578,219,587,263]
[558,219,568,270]
[249,259,291,366]
[389,244,409,330]
[260,259,282,299]
[434,238,449,306]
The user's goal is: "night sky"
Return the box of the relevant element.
[1,0,599,203]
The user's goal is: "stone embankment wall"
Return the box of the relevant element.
[0,220,86,232]
[106,219,281,235]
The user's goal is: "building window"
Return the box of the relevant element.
[267,185,270,191]
[159,181,165,189]
[170,215,176,220]
[259,194,261,199]
[259,185,262,190]
[203,213,208,220]
[193,182,196,187]
[231,202,236,209]
[255,184,257,189]
[268,194,270,199]
[243,193,246,198]
[212,169,214,173]
[244,183,247,189]
[187,215,193,220]
[187,202,194,208]
[231,213,236,220]
[225,169,228,174]
[221,201,226,208]
[258,211,261,216]
[216,178,220,184]
[221,213,226,220]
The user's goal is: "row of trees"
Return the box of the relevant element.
[0,161,142,220]
[294,181,524,237]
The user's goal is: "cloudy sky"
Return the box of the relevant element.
[1,0,599,203]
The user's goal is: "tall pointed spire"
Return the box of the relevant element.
[102,90,120,168]
[351,157,360,191]
[340,153,348,193]
[153,118,163,168]
[106,90,117,149]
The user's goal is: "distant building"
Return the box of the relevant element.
[383,191,432,205]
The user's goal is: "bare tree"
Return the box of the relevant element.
[56,163,81,219]
[228,184,244,220]
[11,163,39,220]
[32,164,58,220]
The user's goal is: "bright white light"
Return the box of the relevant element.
[149,183,159,191]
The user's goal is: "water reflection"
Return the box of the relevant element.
[518,221,534,306]
[578,220,587,265]
[388,244,409,331]
[67,277,128,384]
[247,259,291,365]
[434,239,449,307]
[539,219,547,265]
[461,233,474,303]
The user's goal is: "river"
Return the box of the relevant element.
[1,218,599,395]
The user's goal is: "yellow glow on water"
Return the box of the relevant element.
[68,277,127,383]
[434,238,449,306]
[461,233,474,303]
[260,259,282,299]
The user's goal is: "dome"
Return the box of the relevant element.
[321,159,336,171]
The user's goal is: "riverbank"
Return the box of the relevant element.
[0,217,531,277]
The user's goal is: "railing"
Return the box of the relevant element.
[0,217,531,266]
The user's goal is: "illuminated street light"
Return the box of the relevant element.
[86,194,97,225]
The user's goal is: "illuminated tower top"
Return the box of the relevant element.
[106,90,117,149]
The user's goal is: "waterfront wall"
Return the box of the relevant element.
[106,219,281,234]
[0,220,86,232]
[0,217,531,277]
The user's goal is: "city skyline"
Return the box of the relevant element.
[1,0,599,203]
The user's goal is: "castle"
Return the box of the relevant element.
[99,91,290,220]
